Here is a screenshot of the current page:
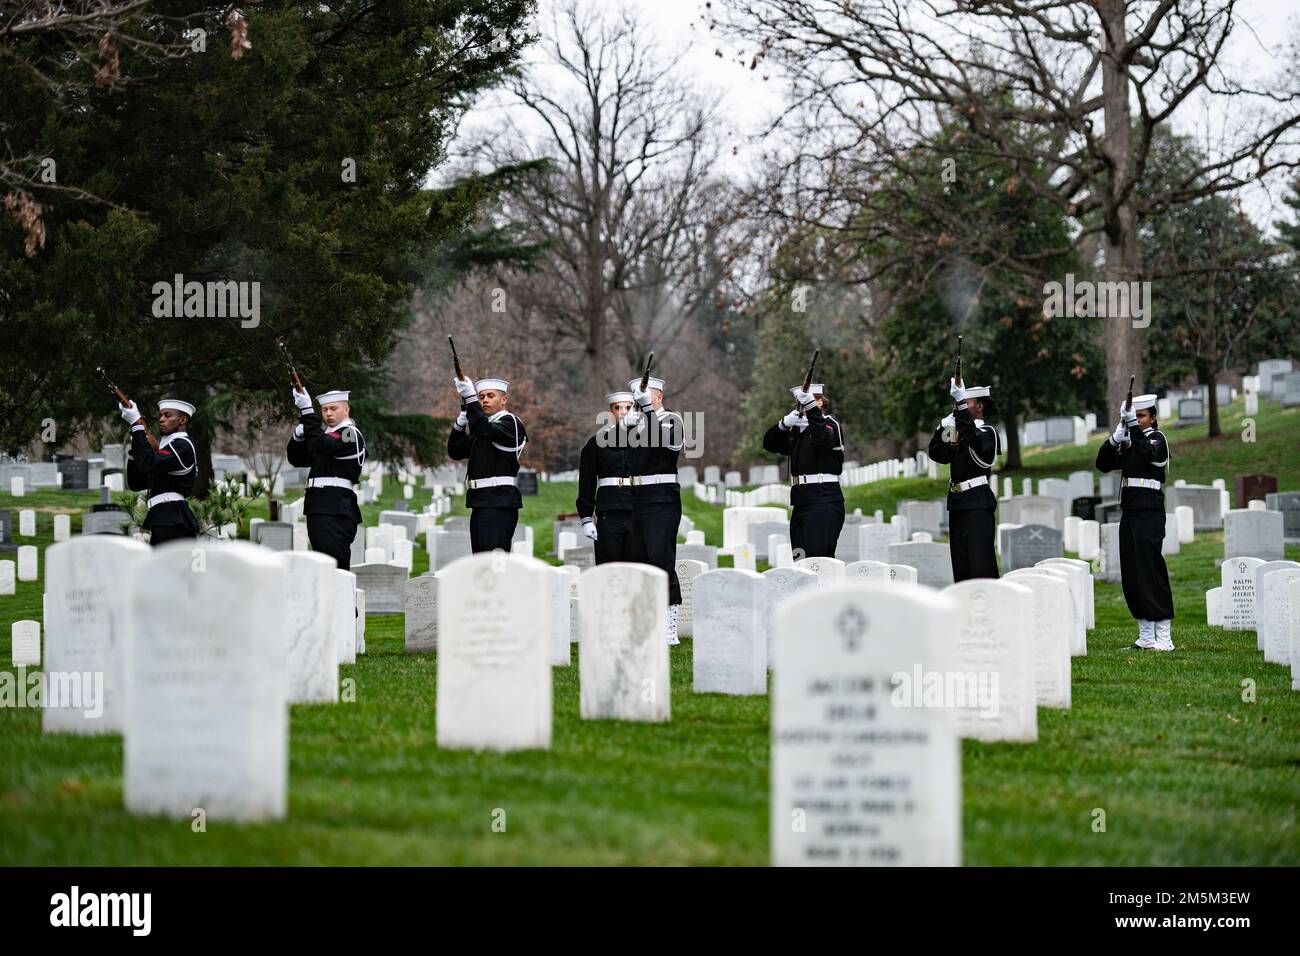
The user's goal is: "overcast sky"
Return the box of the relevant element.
[456,0,1300,229]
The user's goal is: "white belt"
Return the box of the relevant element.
[468,475,517,489]
[791,473,840,486]
[308,477,355,491]
[950,475,989,493]
[632,474,678,486]
[598,477,634,488]
[1122,477,1162,491]
[147,492,184,508]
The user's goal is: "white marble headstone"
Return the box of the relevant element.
[125,542,289,821]
[549,566,572,666]
[761,567,819,669]
[19,510,35,536]
[404,573,439,652]
[1206,586,1223,626]
[794,556,846,587]
[693,569,766,694]
[278,552,339,703]
[1259,568,1300,664]
[12,619,40,666]
[1037,557,1095,632]
[0,560,14,595]
[1220,557,1265,631]
[42,535,150,733]
[436,554,552,750]
[1002,569,1072,709]
[772,584,961,866]
[16,545,37,582]
[675,559,708,638]
[579,563,670,722]
[942,579,1038,742]
[332,569,357,665]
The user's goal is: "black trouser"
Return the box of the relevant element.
[595,510,636,564]
[1119,508,1175,620]
[790,498,845,559]
[948,507,999,581]
[307,513,358,570]
[149,525,198,547]
[627,498,682,604]
[470,506,518,553]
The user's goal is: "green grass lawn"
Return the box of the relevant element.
[0,397,1297,864]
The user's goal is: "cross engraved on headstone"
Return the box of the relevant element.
[889,568,897,580]
[835,605,867,652]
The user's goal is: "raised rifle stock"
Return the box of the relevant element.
[97,366,159,449]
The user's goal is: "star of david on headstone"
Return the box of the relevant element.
[835,605,868,652]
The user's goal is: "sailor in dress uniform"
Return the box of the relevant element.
[287,387,366,570]
[927,380,1000,581]
[447,376,527,553]
[122,398,200,545]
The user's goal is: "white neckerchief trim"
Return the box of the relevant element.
[488,410,526,456]
[158,430,195,475]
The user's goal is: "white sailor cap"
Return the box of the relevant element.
[475,378,509,394]
[1132,393,1157,411]
[628,377,665,392]
[315,390,350,405]
[963,385,991,399]
[606,391,634,405]
[791,383,826,397]
[158,399,195,417]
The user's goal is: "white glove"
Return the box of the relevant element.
[632,385,652,410]
[950,378,965,402]
[292,423,305,441]
[581,518,598,541]
[1120,404,1137,427]
[454,410,468,430]
[1112,420,1129,444]
[941,413,956,429]
[118,401,141,425]
[454,377,477,401]
[781,410,806,430]
[292,388,312,412]
[623,407,643,429]
[792,388,815,409]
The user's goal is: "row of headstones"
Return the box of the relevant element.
[403,557,1091,864]
[1205,557,1300,692]
[9,538,370,820]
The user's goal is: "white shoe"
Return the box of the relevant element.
[668,604,680,646]
[1128,619,1157,649]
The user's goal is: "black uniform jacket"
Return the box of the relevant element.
[927,405,999,512]
[447,400,527,509]
[287,413,365,522]
[1096,424,1168,511]
[761,405,845,506]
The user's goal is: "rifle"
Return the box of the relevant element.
[278,339,305,393]
[97,366,159,449]
[954,334,963,389]
[798,348,819,418]
[449,336,469,410]
[1124,373,1135,412]
[638,351,656,393]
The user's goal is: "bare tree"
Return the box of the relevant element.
[713,0,1300,413]
[469,0,735,401]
